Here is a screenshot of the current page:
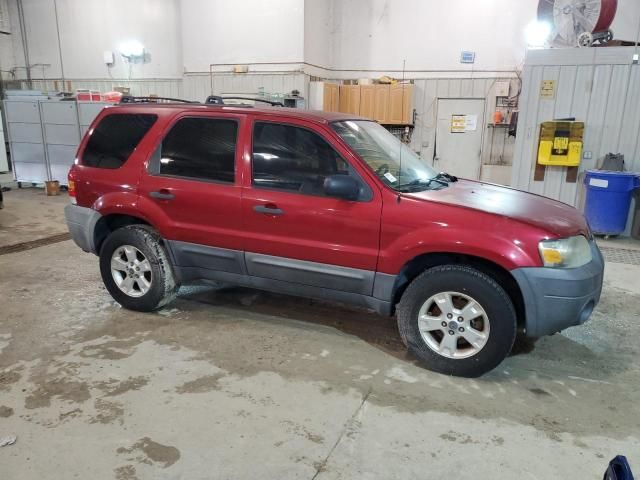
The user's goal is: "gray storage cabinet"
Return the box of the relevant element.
[3,99,109,185]
[4,99,48,184]
[41,101,81,184]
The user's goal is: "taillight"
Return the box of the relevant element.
[68,168,77,204]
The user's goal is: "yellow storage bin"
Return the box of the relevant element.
[537,121,584,167]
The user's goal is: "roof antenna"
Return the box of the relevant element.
[397,59,406,203]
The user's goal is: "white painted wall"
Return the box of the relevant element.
[2,0,639,81]
[10,0,182,79]
[181,0,304,72]
[324,0,640,78]
[330,0,537,74]
[304,0,333,69]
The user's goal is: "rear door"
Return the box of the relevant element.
[138,112,247,274]
[434,98,485,179]
[239,117,382,295]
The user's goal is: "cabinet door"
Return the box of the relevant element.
[323,83,340,112]
[359,85,375,119]
[388,84,413,124]
[374,84,390,123]
[339,85,361,115]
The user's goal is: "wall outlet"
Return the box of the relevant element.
[583,151,593,160]
[633,53,639,65]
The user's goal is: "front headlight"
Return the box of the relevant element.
[538,235,592,268]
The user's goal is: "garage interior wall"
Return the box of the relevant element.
[511,47,640,211]
[1,0,640,185]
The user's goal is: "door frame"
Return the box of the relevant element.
[434,97,487,180]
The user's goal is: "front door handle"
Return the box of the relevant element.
[253,204,284,216]
[150,190,175,200]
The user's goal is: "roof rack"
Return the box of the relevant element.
[117,95,285,107]
[119,96,198,104]
[205,95,284,107]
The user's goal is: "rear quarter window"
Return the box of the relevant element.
[82,113,157,169]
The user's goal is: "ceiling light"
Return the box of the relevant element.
[119,40,145,58]
[525,20,551,48]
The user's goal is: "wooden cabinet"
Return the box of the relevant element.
[339,85,361,115]
[359,85,375,119]
[322,83,340,112]
[373,84,390,123]
[388,84,413,125]
[329,82,412,124]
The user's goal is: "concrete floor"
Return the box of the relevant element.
[1,187,639,479]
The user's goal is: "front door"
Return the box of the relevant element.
[434,98,485,180]
[139,113,247,274]
[240,118,382,295]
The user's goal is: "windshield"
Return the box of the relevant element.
[331,120,444,192]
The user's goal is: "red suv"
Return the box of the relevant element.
[65,100,604,377]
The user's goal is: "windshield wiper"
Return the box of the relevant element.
[395,177,449,192]
[434,172,458,182]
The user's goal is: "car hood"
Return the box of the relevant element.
[404,179,589,238]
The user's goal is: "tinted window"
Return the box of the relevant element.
[252,122,351,196]
[160,117,238,183]
[83,114,157,169]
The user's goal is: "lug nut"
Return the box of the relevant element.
[441,321,447,327]
[448,330,455,335]
[447,313,453,319]
[458,316,463,322]
[458,327,464,332]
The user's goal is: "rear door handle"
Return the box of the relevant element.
[150,190,175,200]
[253,204,284,216]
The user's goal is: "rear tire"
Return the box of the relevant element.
[99,225,178,311]
[397,265,516,377]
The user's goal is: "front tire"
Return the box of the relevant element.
[397,265,516,377]
[99,225,178,311]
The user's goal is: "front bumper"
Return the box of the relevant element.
[64,204,102,254]
[512,241,604,338]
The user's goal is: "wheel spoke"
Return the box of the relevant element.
[123,246,137,263]
[136,276,151,293]
[418,314,444,332]
[111,256,128,271]
[433,292,454,315]
[460,300,482,320]
[137,259,151,272]
[439,333,458,355]
[461,327,487,349]
[120,275,135,294]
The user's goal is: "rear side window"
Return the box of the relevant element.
[159,117,238,183]
[82,113,157,169]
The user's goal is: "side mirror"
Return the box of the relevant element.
[324,174,360,201]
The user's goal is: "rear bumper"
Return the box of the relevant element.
[512,241,604,338]
[64,204,102,254]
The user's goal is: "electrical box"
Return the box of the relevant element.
[537,121,584,167]
[103,51,114,65]
[494,81,510,97]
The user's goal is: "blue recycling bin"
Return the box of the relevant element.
[584,170,640,235]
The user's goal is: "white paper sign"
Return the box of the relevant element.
[384,172,397,183]
[465,115,478,132]
[589,178,609,188]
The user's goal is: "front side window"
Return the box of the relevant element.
[83,113,157,169]
[159,117,238,183]
[331,120,448,192]
[252,122,353,196]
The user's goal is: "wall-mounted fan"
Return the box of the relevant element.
[538,0,618,47]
